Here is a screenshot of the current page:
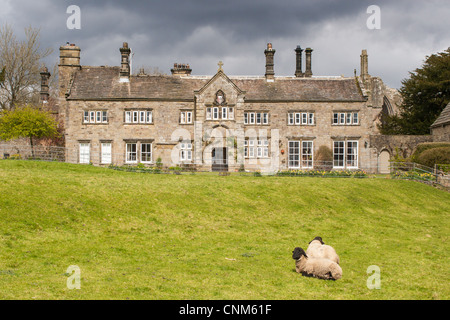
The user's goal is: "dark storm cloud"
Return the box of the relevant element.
[1,0,449,88]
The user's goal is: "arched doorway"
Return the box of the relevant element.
[207,125,231,172]
[212,147,228,172]
[378,150,391,174]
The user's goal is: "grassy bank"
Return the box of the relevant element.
[0,160,448,299]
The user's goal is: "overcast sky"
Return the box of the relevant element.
[1,0,449,89]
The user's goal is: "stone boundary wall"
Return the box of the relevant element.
[369,135,433,158]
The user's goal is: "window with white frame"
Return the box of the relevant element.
[125,111,131,123]
[83,111,108,124]
[146,111,152,123]
[333,112,359,125]
[141,143,152,163]
[206,107,234,120]
[257,139,269,158]
[288,141,300,168]
[248,139,255,157]
[124,110,153,124]
[333,140,358,168]
[302,141,313,168]
[308,113,314,125]
[333,141,345,168]
[228,107,234,120]
[295,113,301,125]
[288,113,294,125]
[353,113,359,125]
[222,107,227,120]
[244,112,269,125]
[125,142,153,164]
[213,107,219,120]
[346,141,358,168]
[79,143,90,164]
[288,140,314,168]
[126,143,138,163]
[101,142,112,164]
[245,138,269,158]
[180,142,193,161]
[139,111,146,123]
[180,111,193,124]
[288,112,315,126]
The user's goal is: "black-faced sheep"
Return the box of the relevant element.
[306,236,340,265]
[292,247,342,280]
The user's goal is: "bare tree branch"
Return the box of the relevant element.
[0,24,53,110]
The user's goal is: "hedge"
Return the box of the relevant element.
[416,147,450,167]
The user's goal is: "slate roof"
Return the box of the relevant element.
[431,103,450,128]
[67,66,367,102]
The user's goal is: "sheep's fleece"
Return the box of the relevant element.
[292,247,342,280]
[306,236,340,265]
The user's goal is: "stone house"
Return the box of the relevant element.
[431,102,450,142]
[54,42,400,172]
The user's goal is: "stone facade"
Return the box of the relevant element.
[56,42,401,173]
[431,103,450,142]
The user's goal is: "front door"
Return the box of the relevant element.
[212,147,228,171]
[79,143,90,164]
[379,150,391,174]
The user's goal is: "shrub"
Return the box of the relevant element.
[315,145,333,162]
[156,157,163,169]
[137,163,145,169]
[392,147,409,163]
[314,145,333,170]
[276,169,367,178]
[416,147,450,167]
[10,154,22,160]
[411,142,450,162]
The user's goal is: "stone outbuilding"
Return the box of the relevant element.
[431,102,450,142]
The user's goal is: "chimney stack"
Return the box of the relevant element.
[58,43,81,97]
[59,43,81,67]
[360,49,369,83]
[264,43,275,82]
[119,42,131,82]
[40,66,51,103]
[295,45,304,77]
[171,63,192,76]
[304,47,313,77]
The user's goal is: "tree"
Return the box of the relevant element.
[0,105,59,157]
[0,24,53,110]
[0,66,5,84]
[379,48,450,135]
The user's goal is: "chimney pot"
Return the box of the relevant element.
[40,65,51,103]
[171,62,192,76]
[264,43,276,81]
[119,42,131,82]
[304,47,313,77]
[360,49,369,83]
[295,45,304,77]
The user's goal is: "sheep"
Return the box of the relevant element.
[292,247,342,280]
[306,236,340,265]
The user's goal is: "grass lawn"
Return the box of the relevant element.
[0,160,448,300]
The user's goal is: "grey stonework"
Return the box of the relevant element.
[55,42,412,173]
[431,103,450,142]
